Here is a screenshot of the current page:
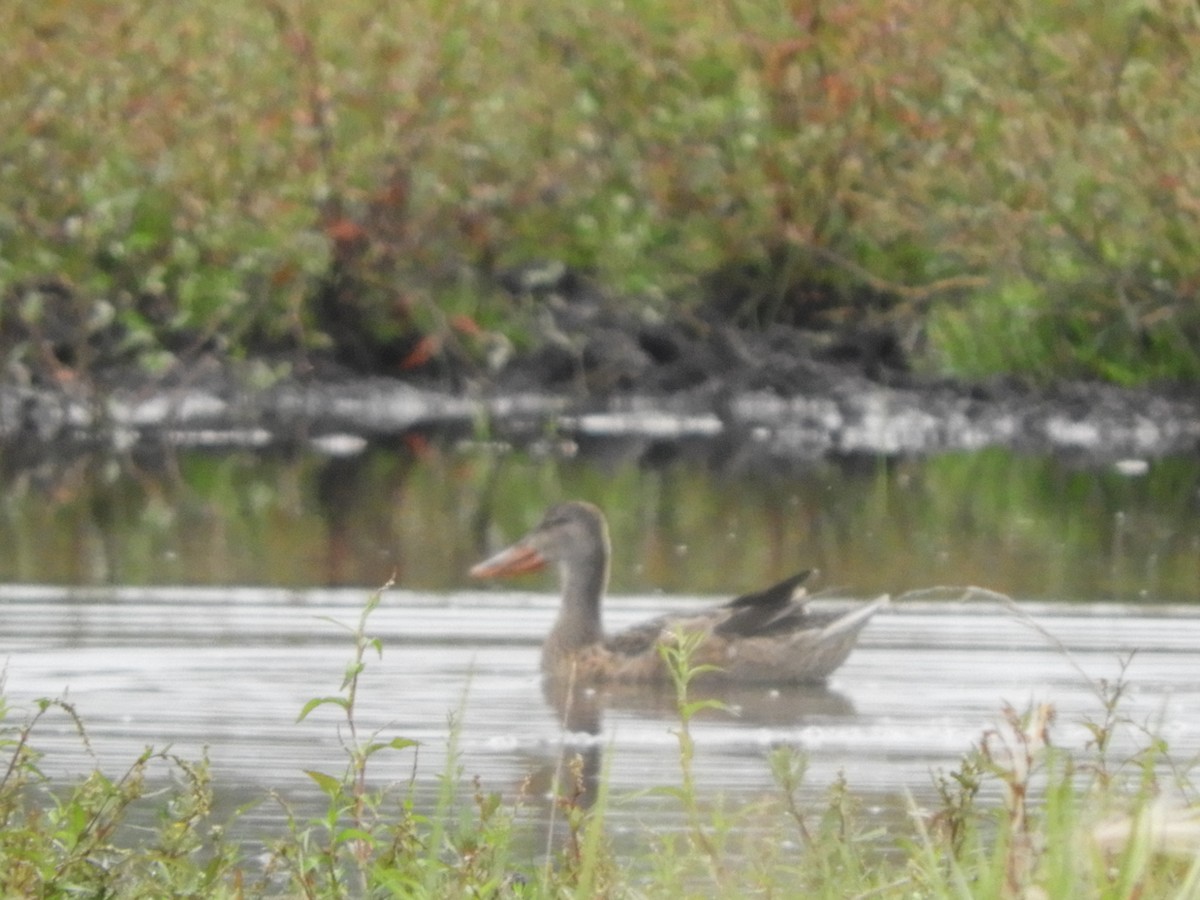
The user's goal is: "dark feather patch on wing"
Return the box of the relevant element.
[724,571,812,610]
[606,571,818,653]
[716,571,815,638]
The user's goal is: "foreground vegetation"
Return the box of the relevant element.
[3,1,1200,384]
[1,587,1196,898]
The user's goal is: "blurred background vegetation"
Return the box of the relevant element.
[2,0,1199,385]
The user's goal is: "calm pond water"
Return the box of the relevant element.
[1,437,1198,855]
[3,587,1198,857]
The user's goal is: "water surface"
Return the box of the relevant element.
[3,584,1196,853]
[1,440,1198,853]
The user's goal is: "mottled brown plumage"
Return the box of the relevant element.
[470,501,888,684]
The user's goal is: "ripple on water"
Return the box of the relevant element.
[1,586,1197,839]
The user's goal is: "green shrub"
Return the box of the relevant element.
[2,0,1199,380]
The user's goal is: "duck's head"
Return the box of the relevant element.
[470,501,610,581]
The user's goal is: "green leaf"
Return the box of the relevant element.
[303,769,343,797]
[341,661,365,689]
[681,698,727,718]
[364,737,419,759]
[297,696,349,722]
[334,826,378,847]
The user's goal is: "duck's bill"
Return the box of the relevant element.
[469,542,548,578]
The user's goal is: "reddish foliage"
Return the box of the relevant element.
[399,335,440,370]
[324,218,367,245]
[449,314,483,338]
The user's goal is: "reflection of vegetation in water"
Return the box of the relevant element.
[907,451,1200,602]
[0,443,1197,602]
[480,448,1200,603]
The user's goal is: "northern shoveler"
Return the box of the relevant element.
[470,501,888,684]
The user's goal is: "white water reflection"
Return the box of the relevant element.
[2,585,1198,847]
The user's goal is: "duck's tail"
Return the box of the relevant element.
[818,593,891,640]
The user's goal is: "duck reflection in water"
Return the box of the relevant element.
[542,676,858,736]
[472,501,886,815]
[516,649,863,820]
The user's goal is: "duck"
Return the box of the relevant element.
[470,500,888,684]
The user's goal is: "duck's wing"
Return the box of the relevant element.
[715,570,816,638]
[604,614,673,657]
[603,570,816,655]
[725,570,813,610]
[598,588,890,684]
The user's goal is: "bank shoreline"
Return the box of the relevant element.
[3,355,1197,467]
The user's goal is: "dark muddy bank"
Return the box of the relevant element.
[3,269,1199,466]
